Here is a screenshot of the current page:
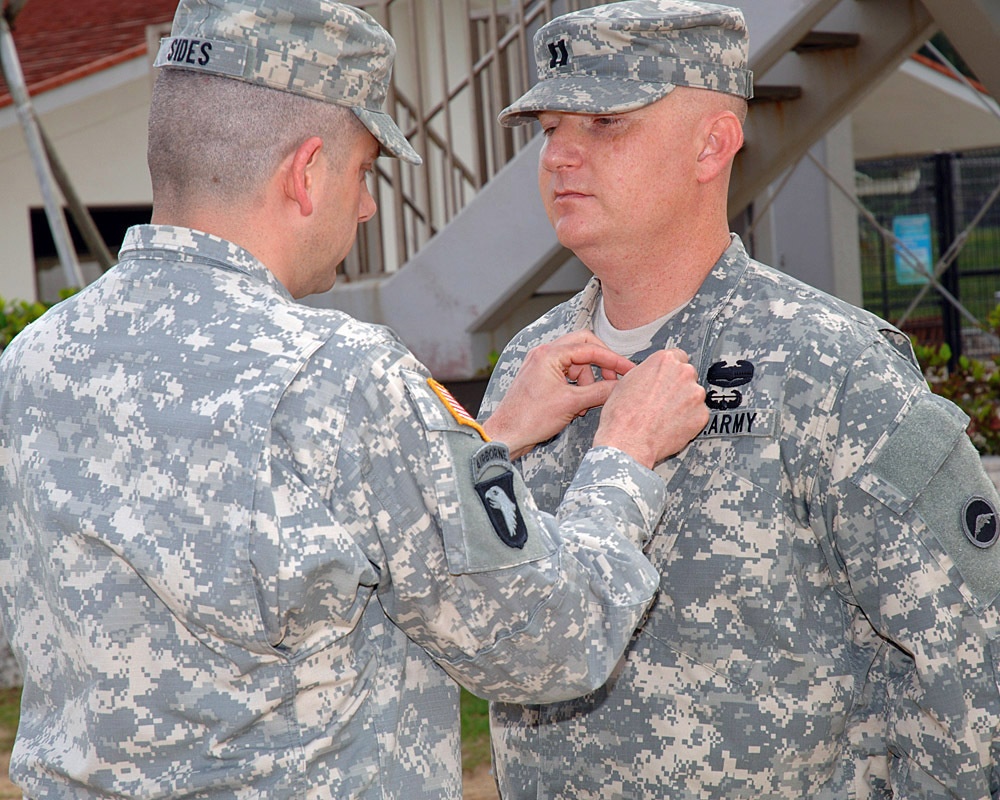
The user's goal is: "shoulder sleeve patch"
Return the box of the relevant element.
[444,435,554,573]
[398,369,556,573]
[400,370,487,439]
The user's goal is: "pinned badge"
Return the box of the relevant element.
[706,358,754,411]
[472,442,527,549]
[963,496,999,548]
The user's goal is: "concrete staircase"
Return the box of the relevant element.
[318,0,1000,381]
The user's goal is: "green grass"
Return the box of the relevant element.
[0,686,492,775]
[0,687,19,751]
[460,688,492,773]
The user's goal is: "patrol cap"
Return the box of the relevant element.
[499,0,753,127]
[155,0,422,164]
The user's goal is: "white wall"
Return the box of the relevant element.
[0,57,154,302]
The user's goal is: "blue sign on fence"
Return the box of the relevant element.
[893,214,933,286]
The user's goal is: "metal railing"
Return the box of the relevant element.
[344,0,599,280]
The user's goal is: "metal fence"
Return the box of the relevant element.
[858,147,1000,360]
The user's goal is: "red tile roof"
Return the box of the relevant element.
[0,0,178,109]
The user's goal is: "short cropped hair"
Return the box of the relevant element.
[147,70,360,206]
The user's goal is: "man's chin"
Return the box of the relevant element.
[553,225,599,258]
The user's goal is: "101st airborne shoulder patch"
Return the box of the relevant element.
[426,378,527,549]
[472,442,528,549]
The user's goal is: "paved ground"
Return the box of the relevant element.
[463,763,500,799]
[0,752,16,799]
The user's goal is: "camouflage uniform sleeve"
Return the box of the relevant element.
[478,327,546,421]
[821,339,1000,797]
[343,338,663,704]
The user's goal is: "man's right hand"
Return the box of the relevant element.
[593,348,708,469]
[481,330,636,459]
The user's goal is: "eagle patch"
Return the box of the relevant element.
[476,472,528,549]
[472,442,527,549]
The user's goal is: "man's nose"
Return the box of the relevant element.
[539,125,582,172]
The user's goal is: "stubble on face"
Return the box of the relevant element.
[298,129,379,298]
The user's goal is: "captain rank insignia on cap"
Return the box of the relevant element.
[547,38,569,68]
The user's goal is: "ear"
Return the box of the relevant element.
[695,112,744,184]
[284,136,324,217]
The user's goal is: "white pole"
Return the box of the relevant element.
[0,10,86,289]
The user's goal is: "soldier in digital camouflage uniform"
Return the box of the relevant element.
[0,1,711,798]
[481,1,1000,797]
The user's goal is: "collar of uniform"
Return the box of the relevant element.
[596,234,752,374]
[117,224,293,300]
[566,274,603,331]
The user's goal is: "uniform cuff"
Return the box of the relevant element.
[565,446,667,540]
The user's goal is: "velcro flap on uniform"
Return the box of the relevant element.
[853,393,968,515]
[853,393,1000,610]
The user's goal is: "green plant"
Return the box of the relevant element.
[0,297,49,351]
[0,289,77,353]
[0,686,20,752]
[913,306,1000,456]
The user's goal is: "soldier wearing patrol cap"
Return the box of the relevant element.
[481,1,1000,798]
[0,1,710,798]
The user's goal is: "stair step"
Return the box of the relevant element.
[751,85,803,103]
[794,30,862,52]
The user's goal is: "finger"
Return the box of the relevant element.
[570,379,616,413]
[560,343,634,378]
[662,347,690,363]
[599,362,629,382]
[567,363,596,386]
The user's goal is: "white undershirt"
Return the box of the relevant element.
[592,295,685,358]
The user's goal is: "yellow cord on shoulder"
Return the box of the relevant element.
[427,378,490,441]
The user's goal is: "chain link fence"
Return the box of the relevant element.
[858,147,1000,361]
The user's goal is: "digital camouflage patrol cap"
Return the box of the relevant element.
[154,0,422,164]
[499,0,753,126]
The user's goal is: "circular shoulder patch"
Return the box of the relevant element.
[963,496,999,549]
